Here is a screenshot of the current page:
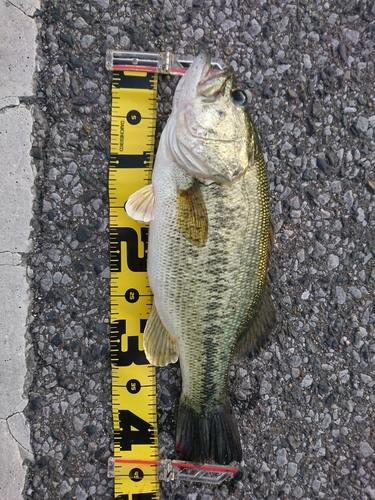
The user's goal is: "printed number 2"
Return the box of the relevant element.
[118,410,154,451]
[110,228,148,273]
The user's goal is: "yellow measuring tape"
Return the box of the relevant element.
[109,68,159,499]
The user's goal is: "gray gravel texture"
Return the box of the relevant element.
[25,0,375,499]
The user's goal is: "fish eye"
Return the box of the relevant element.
[231,89,247,106]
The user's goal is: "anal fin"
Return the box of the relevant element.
[233,284,276,361]
[144,304,178,366]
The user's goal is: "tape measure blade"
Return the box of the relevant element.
[109,70,159,499]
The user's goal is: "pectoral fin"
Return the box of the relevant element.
[144,304,178,366]
[233,284,276,361]
[125,184,155,223]
[177,179,208,247]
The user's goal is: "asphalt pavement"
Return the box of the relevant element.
[1,0,374,499]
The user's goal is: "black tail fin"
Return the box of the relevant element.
[175,399,242,465]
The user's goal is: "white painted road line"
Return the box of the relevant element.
[0,0,39,498]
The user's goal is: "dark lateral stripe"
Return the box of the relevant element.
[112,70,156,90]
[110,153,151,168]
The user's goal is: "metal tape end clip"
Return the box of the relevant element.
[106,50,224,75]
[109,456,239,484]
[107,457,115,478]
[159,459,239,485]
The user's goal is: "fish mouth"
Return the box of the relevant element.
[172,52,233,109]
[196,53,234,99]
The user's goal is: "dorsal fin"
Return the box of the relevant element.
[234,220,276,360]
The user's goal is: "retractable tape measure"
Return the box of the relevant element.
[108,65,159,499]
[107,50,238,499]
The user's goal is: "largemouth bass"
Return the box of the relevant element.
[126,52,276,464]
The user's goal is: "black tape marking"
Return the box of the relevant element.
[125,288,139,303]
[110,153,152,168]
[129,468,144,482]
[110,227,148,273]
[132,492,157,499]
[127,110,142,125]
[126,379,141,394]
[113,71,157,90]
[110,320,149,366]
[115,494,157,500]
[116,410,155,451]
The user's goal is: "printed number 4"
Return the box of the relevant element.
[119,410,155,450]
